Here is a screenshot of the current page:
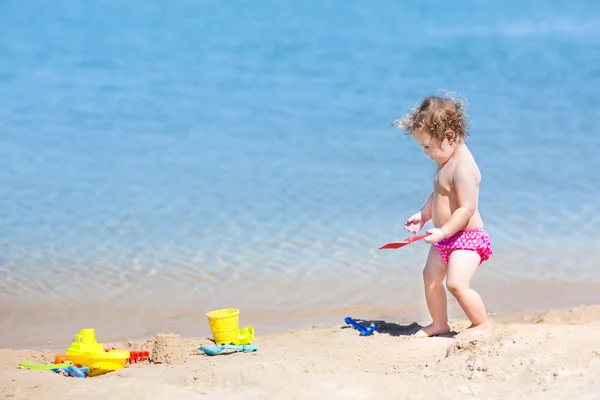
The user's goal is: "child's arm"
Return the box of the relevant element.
[405,193,433,234]
[440,165,479,237]
[420,193,433,222]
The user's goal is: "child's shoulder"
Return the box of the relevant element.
[453,147,481,181]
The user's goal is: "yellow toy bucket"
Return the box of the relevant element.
[206,308,240,344]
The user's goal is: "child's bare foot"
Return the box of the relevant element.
[412,322,451,338]
[456,321,493,339]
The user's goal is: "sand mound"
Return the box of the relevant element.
[525,304,600,325]
[147,333,185,364]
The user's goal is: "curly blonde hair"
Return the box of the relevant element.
[393,95,469,143]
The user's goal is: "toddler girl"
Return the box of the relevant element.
[395,95,493,338]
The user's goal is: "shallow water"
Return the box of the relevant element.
[1,0,599,347]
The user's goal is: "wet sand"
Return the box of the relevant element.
[3,277,600,349]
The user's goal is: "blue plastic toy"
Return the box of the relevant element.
[53,365,89,378]
[344,317,380,336]
[198,345,258,356]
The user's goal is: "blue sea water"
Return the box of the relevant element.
[1,0,600,346]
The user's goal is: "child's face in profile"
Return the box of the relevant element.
[412,130,455,164]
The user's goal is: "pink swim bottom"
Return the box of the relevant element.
[434,228,492,264]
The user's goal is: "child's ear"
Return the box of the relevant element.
[444,129,456,142]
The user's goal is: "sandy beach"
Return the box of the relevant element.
[2,304,600,400]
[2,1,599,400]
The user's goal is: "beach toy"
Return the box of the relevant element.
[54,354,68,364]
[66,328,129,375]
[127,351,150,364]
[56,365,89,378]
[53,365,89,378]
[67,365,87,378]
[66,328,105,355]
[19,361,72,370]
[20,361,88,378]
[233,326,255,345]
[379,233,431,250]
[198,344,258,356]
[67,350,130,375]
[344,317,380,336]
[206,308,240,345]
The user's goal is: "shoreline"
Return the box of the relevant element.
[3,277,600,350]
[2,304,600,399]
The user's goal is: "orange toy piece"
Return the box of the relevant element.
[54,355,68,364]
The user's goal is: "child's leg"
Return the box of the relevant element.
[414,246,451,338]
[446,250,492,338]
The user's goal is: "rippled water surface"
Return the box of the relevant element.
[1,0,599,346]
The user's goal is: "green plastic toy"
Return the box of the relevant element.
[19,361,73,370]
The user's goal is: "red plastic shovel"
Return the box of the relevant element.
[379,233,431,250]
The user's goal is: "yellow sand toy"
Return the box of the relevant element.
[235,326,255,345]
[206,308,255,345]
[66,329,129,376]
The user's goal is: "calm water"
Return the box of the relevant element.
[1,0,600,346]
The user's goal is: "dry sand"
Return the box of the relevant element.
[2,305,600,400]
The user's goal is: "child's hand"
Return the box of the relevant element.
[423,228,446,244]
[404,211,424,234]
